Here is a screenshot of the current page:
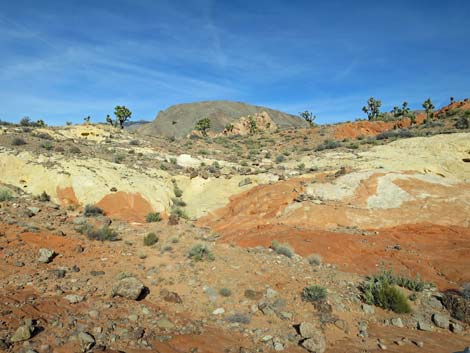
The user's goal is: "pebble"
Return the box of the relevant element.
[212,308,225,315]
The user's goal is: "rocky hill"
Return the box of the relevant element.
[137,100,308,138]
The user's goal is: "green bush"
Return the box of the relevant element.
[171,207,188,219]
[315,139,341,151]
[360,270,414,314]
[188,244,214,261]
[368,269,433,292]
[37,191,51,202]
[307,253,322,266]
[146,212,161,223]
[78,224,119,241]
[302,285,327,302]
[361,280,411,314]
[84,204,104,217]
[219,288,232,297]
[0,189,12,201]
[174,186,183,198]
[41,142,53,150]
[143,232,158,246]
[271,240,294,258]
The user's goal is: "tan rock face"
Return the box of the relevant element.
[224,111,278,136]
[189,111,278,137]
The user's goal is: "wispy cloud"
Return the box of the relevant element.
[0,0,469,124]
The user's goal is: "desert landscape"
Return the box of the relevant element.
[0,98,469,353]
[1,1,470,352]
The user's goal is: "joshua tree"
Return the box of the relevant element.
[401,102,410,115]
[195,118,211,136]
[105,114,114,126]
[225,123,234,132]
[114,106,132,129]
[450,96,455,104]
[299,110,316,127]
[362,97,382,120]
[84,116,91,124]
[248,116,258,134]
[422,98,435,122]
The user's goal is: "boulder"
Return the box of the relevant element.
[301,333,326,353]
[432,313,450,329]
[111,277,145,300]
[78,332,95,352]
[10,324,33,342]
[299,322,317,339]
[176,154,201,168]
[37,248,55,263]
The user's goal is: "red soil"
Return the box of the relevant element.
[199,179,470,290]
[333,114,426,140]
[56,186,79,206]
[96,191,153,222]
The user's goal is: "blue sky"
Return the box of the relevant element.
[1,0,469,125]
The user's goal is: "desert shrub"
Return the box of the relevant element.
[54,146,65,152]
[445,108,461,117]
[307,253,323,266]
[188,244,214,261]
[86,226,119,241]
[455,115,470,129]
[302,285,327,302]
[315,139,341,151]
[84,204,104,217]
[36,132,52,140]
[376,129,414,140]
[297,163,305,171]
[143,232,158,246]
[146,212,161,223]
[226,313,251,324]
[169,157,177,164]
[37,191,50,202]
[271,240,294,258]
[78,223,118,241]
[129,139,139,146]
[173,185,183,198]
[0,119,14,126]
[369,269,433,292]
[171,207,188,219]
[348,143,359,149]
[41,142,53,150]
[219,288,232,297]
[69,146,81,154]
[20,117,32,126]
[442,290,470,323]
[0,189,12,201]
[172,197,187,207]
[11,137,26,146]
[113,154,125,164]
[275,154,285,163]
[360,274,411,313]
